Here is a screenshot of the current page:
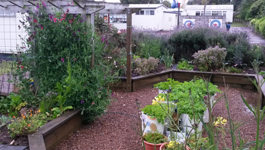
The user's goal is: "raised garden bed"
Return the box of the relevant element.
[111,69,265,106]
[28,110,82,150]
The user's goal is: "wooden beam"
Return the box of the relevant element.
[48,0,61,8]
[8,1,24,8]
[126,8,132,92]
[0,2,10,8]
[73,0,85,9]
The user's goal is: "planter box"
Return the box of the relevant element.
[28,110,82,150]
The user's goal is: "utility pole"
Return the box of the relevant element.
[177,1,180,27]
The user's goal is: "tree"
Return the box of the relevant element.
[162,0,171,8]
[120,0,160,4]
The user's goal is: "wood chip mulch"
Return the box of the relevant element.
[56,86,265,150]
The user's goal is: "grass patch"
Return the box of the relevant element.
[0,61,13,76]
[231,22,247,27]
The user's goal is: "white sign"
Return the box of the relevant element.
[209,19,222,28]
[183,19,195,28]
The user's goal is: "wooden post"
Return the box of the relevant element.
[86,14,95,68]
[126,8,132,92]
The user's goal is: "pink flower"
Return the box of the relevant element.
[53,18,57,23]
[61,58,64,62]
[91,102,95,105]
[21,66,24,69]
[41,27,43,30]
[34,19,37,23]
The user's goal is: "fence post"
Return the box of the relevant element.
[86,13,95,68]
[126,8,132,92]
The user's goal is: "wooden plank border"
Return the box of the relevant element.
[111,69,265,106]
[28,110,82,150]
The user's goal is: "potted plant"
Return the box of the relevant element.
[143,131,168,150]
[160,141,191,150]
[154,78,179,94]
[141,104,175,134]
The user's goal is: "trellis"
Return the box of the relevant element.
[0,0,139,92]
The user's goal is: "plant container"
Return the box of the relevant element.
[141,112,164,135]
[143,140,167,150]
[203,94,216,123]
[159,142,191,150]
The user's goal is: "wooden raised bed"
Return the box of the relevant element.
[28,110,82,150]
[111,69,265,106]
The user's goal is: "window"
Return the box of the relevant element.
[140,10,144,15]
[201,11,211,16]
[150,10,155,15]
[223,11,227,16]
[212,11,222,16]
[196,11,200,16]
[136,11,139,15]
[146,10,150,15]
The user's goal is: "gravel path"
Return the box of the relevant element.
[231,27,265,46]
[56,86,264,150]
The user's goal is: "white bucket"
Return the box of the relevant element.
[167,131,186,143]
[141,112,165,135]
[181,114,202,136]
[203,94,216,123]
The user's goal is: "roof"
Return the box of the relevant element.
[129,4,167,9]
[185,5,234,10]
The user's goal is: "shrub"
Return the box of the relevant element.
[192,46,227,71]
[160,50,174,69]
[11,2,116,122]
[134,57,159,75]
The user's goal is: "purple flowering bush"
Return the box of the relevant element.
[11,1,116,122]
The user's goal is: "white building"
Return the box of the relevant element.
[181,5,234,22]
[111,4,234,30]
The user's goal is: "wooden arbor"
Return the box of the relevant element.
[0,0,139,92]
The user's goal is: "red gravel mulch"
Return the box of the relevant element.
[56,86,265,150]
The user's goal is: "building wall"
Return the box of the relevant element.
[179,15,226,28]
[162,13,177,30]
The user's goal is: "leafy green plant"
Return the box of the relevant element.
[0,115,12,128]
[5,92,27,117]
[161,50,174,69]
[226,67,242,73]
[154,78,179,90]
[141,104,175,124]
[177,59,193,70]
[139,38,161,59]
[193,46,227,71]
[143,131,168,144]
[7,110,51,138]
[0,97,10,114]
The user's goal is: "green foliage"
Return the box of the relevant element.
[154,78,180,90]
[164,141,187,150]
[160,50,174,69]
[143,131,167,144]
[226,67,242,73]
[192,46,227,71]
[188,135,211,149]
[171,79,221,119]
[0,115,12,128]
[141,104,175,124]
[247,0,265,19]
[94,13,110,34]
[39,94,57,113]
[134,57,159,75]
[3,92,27,117]
[51,106,73,118]
[7,111,51,138]
[0,97,10,114]
[162,1,171,8]
[139,38,161,59]
[168,28,252,65]
[177,59,193,70]
[11,3,116,122]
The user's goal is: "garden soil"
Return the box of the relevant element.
[56,86,264,150]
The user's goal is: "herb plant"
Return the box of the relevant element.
[0,115,12,128]
[143,131,167,144]
[141,104,175,124]
[154,78,179,90]
[177,59,193,70]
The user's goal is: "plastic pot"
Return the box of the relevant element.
[159,142,191,150]
[144,140,166,150]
